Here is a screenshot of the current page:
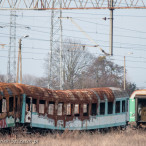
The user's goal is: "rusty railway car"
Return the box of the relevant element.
[0,83,129,130]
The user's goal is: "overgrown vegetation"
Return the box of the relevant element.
[0,128,146,146]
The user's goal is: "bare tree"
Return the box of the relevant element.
[78,56,124,88]
[0,74,7,82]
[45,39,94,89]
[22,74,47,88]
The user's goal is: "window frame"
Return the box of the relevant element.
[83,103,89,116]
[100,102,105,115]
[108,102,113,115]
[115,100,121,114]
[74,104,80,116]
[9,97,14,112]
[39,100,45,114]
[48,101,55,115]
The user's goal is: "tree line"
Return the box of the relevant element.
[0,39,137,96]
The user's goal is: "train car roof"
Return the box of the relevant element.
[0,83,128,102]
[0,82,20,98]
[130,89,146,99]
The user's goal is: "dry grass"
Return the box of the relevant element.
[0,128,146,146]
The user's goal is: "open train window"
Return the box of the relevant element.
[100,102,105,115]
[108,102,113,114]
[48,101,55,115]
[0,99,2,113]
[91,103,97,116]
[66,103,72,116]
[0,98,6,113]
[122,100,125,112]
[83,104,89,116]
[15,96,18,112]
[32,99,37,112]
[26,97,31,111]
[57,103,63,116]
[74,104,80,116]
[39,100,45,114]
[116,101,120,113]
[9,97,13,112]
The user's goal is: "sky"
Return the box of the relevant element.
[0,8,146,89]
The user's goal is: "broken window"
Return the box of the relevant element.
[15,96,18,112]
[32,99,37,112]
[91,103,97,116]
[122,100,125,112]
[66,103,72,116]
[26,98,31,112]
[48,101,55,115]
[39,100,45,114]
[116,101,120,113]
[100,102,105,115]
[0,98,6,113]
[2,98,6,113]
[74,104,80,116]
[57,103,63,116]
[83,104,89,116]
[108,102,113,114]
[9,97,13,112]
[0,99,2,113]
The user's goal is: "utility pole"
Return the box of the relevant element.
[59,0,63,90]
[16,35,29,83]
[7,10,16,83]
[16,39,21,83]
[109,0,114,56]
[124,56,126,90]
[48,0,62,89]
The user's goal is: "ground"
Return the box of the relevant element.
[0,127,146,146]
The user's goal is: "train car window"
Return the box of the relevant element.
[122,100,125,112]
[108,102,113,114]
[39,100,45,114]
[116,101,120,113]
[91,103,97,116]
[32,99,37,112]
[0,98,6,113]
[66,103,72,116]
[9,97,13,112]
[48,101,55,115]
[57,103,63,116]
[100,102,105,115]
[26,98,31,111]
[0,99,2,113]
[83,104,89,116]
[15,96,18,112]
[74,104,80,116]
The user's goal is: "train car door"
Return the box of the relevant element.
[136,96,146,123]
[25,97,32,123]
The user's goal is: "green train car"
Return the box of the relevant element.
[129,89,146,127]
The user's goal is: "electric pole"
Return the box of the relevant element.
[124,56,126,90]
[59,0,63,90]
[109,0,114,56]
[7,10,16,83]
[49,0,63,89]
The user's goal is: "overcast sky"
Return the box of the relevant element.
[0,8,146,89]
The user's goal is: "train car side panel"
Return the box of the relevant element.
[129,98,135,122]
[21,94,26,124]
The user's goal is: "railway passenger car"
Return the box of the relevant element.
[0,83,129,130]
[129,89,146,127]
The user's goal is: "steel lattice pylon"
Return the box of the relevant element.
[7,10,16,83]
[48,0,63,89]
[0,0,146,10]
